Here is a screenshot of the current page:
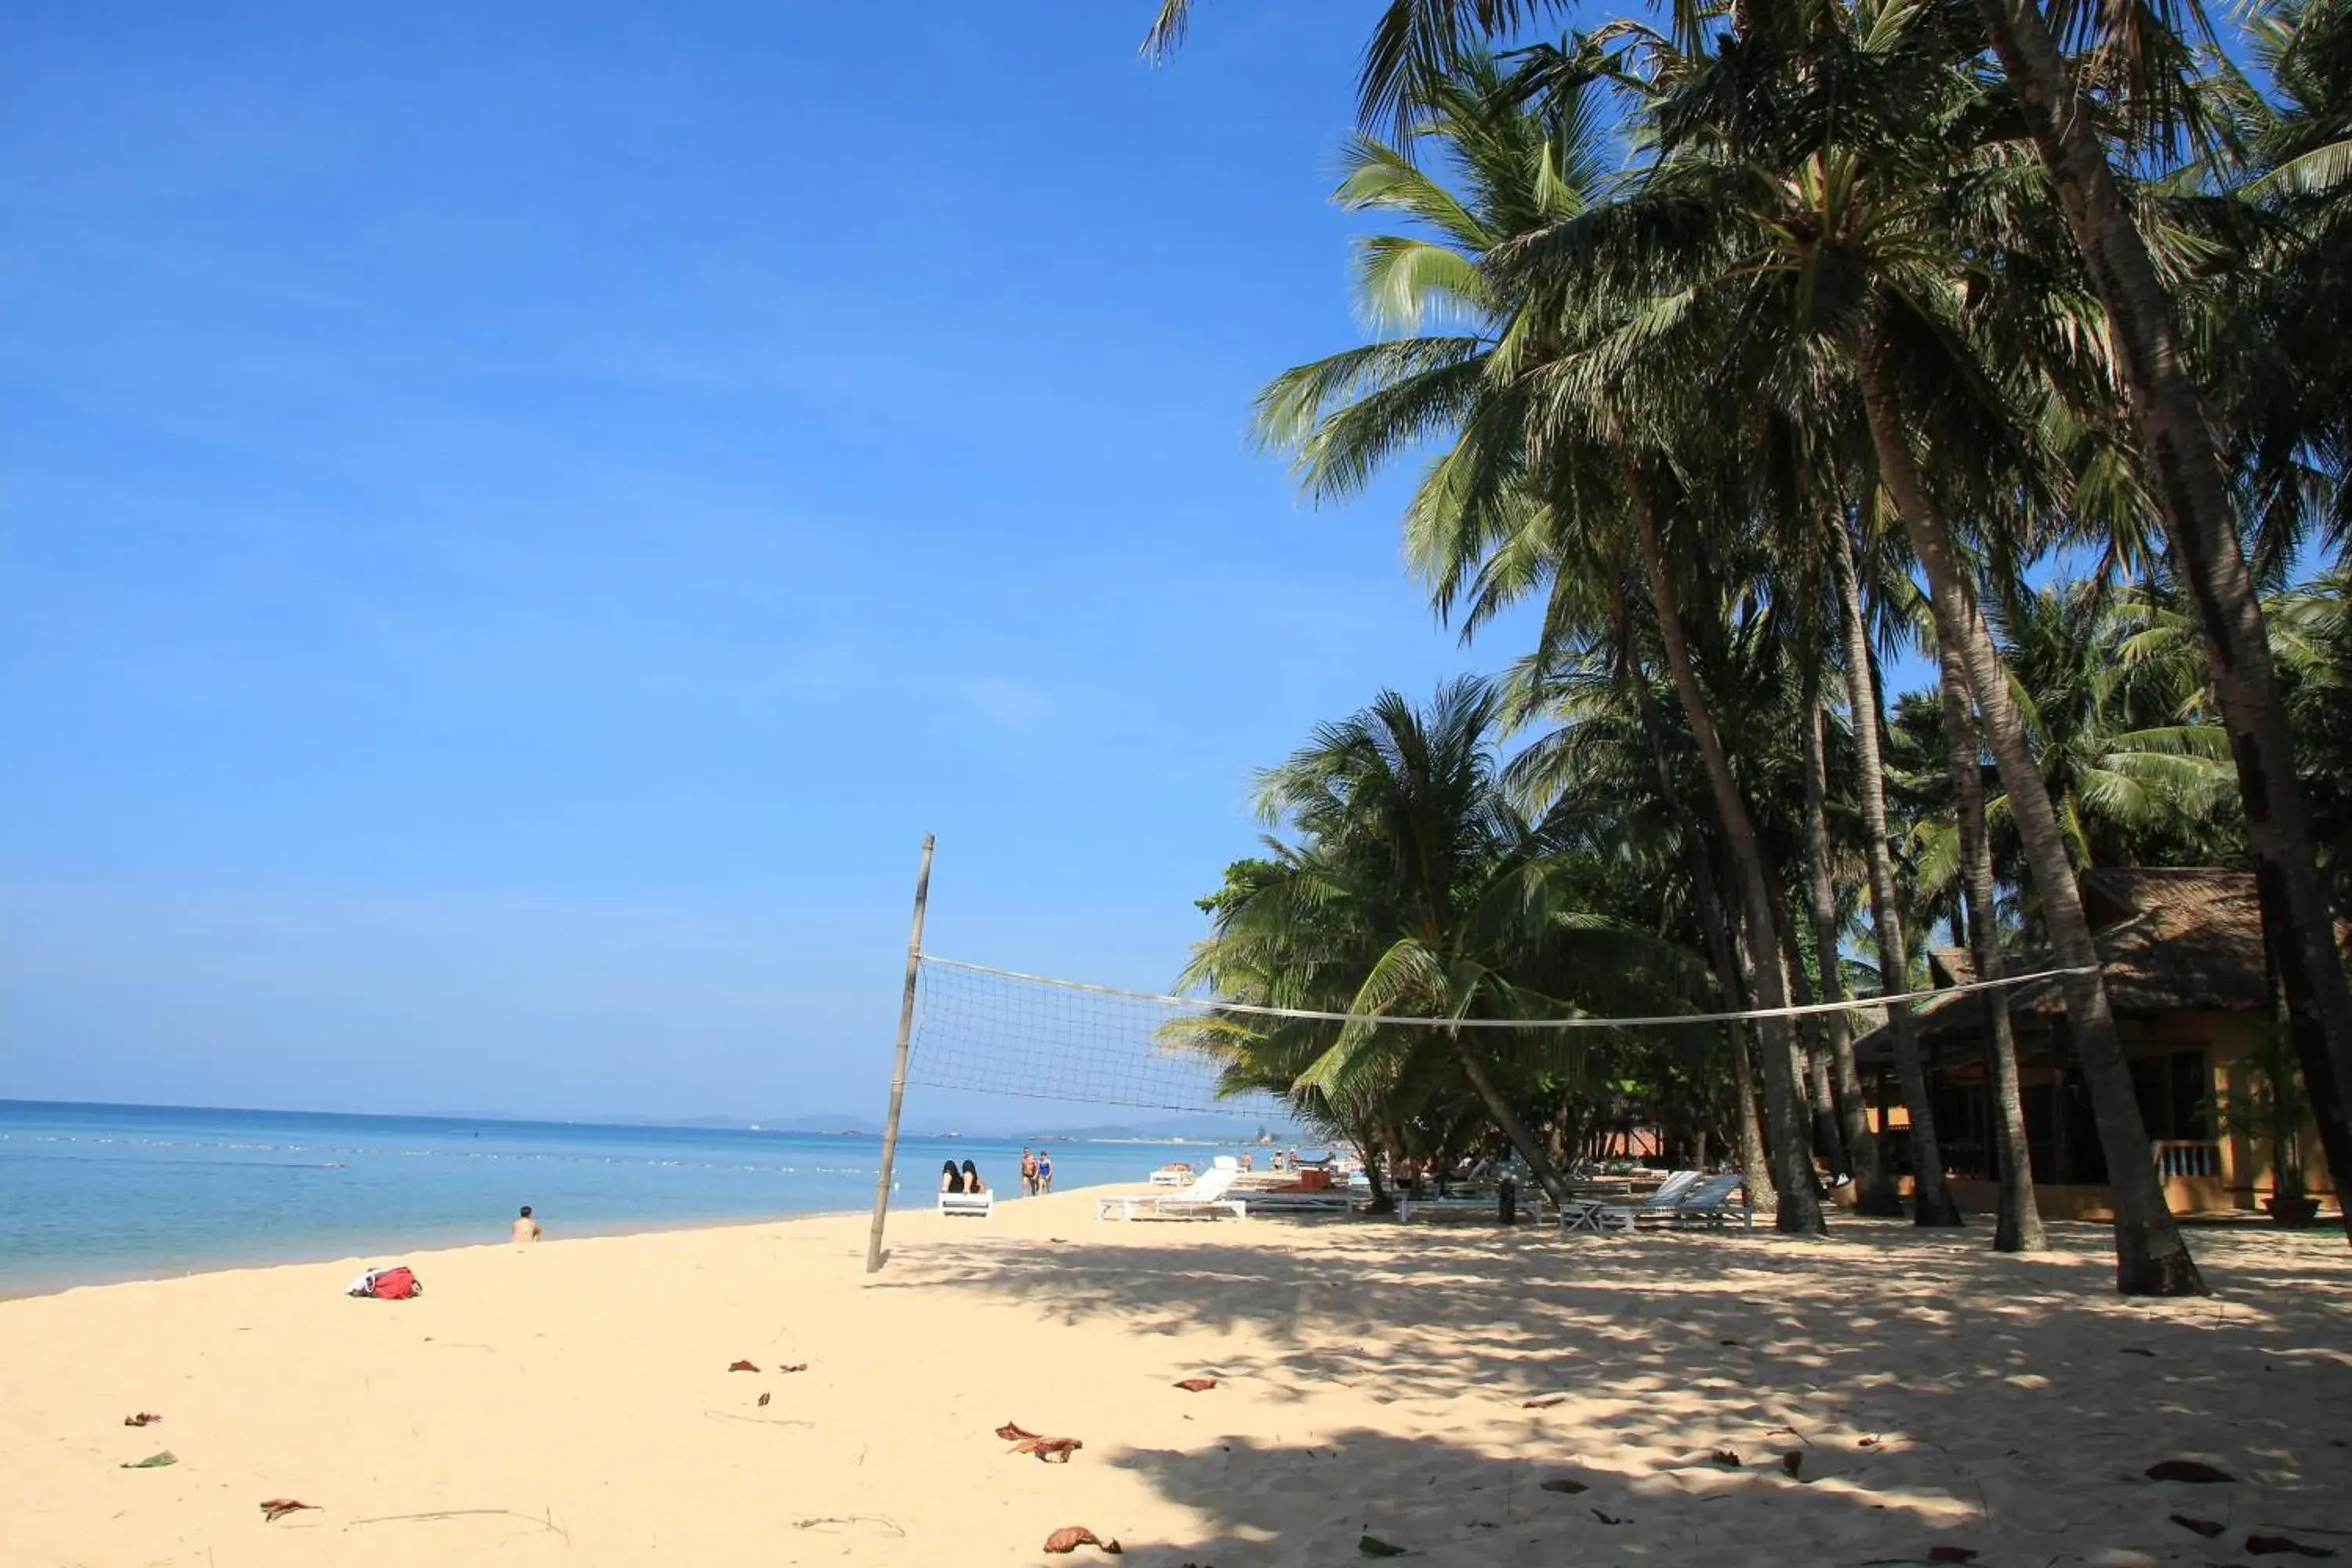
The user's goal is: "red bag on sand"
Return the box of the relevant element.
[355,1266,419,1301]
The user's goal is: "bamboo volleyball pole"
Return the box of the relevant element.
[866,833,935,1274]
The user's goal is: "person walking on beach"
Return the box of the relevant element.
[1036,1149,1053,1194]
[511,1205,541,1243]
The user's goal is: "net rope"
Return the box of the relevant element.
[902,953,2095,1117]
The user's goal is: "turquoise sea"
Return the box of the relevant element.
[0,1100,1207,1298]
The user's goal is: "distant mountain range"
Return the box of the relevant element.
[575,1111,1298,1142]
[587,1112,884,1134]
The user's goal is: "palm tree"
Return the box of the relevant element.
[1830,521,1963,1225]
[1178,677,1711,1207]
[1249,55,1830,1230]
[1142,0,2352,1261]
[1963,0,2352,1163]
[1501,631,1787,1207]
[1932,639,2050,1250]
[1990,581,2241,875]
[1477,0,2205,1288]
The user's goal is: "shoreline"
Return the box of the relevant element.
[0,1184,1090,1304]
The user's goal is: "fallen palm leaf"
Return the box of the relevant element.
[1358,1534,1407,1558]
[2245,1533,2335,1559]
[260,1499,317,1522]
[2147,1459,2235,1483]
[728,1359,759,1372]
[791,1515,903,1537]
[1174,1378,1217,1392]
[1043,1525,1121,1553]
[1710,1448,1742,1467]
[124,1413,162,1428]
[1521,1396,1565,1410]
[997,1421,1043,1441]
[757,1392,771,1407]
[779,1363,808,1373]
[1590,1508,1624,1525]
[122,1451,176,1468]
[342,1509,569,1542]
[2169,1514,2224,1538]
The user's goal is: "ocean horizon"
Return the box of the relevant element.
[0,1098,1263,1298]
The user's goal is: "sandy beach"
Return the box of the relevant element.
[4,1188,2347,1567]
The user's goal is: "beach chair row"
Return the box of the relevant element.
[1558,1170,1751,1232]
[1094,1158,1370,1221]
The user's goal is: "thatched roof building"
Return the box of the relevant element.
[1892,867,2269,1045]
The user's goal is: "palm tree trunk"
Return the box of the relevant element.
[1802,655,1900,1214]
[1444,1028,1574,1208]
[1936,640,2049,1252]
[1632,492,1824,1232]
[1769,852,1847,1174]
[1860,337,2202,1293]
[1973,0,2352,1250]
[1628,632,1779,1212]
[1831,525,1963,1227]
[1358,1127,1395,1214]
[1693,837,1779,1212]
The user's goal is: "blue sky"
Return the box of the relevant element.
[0,2,1546,1125]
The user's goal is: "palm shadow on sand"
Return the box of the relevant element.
[882,1218,2352,1564]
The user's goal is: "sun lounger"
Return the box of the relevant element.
[1236,1189,1359,1217]
[938,1189,996,1218]
[1562,1171,1748,1233]
[1097,1159,1246,1221]
[1555,1169,1697,1232]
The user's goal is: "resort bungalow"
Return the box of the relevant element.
[1853,867,2338,1221]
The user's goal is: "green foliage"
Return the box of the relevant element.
[1160,0,2352,1189]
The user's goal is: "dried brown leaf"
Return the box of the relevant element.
[1043,1526,1121,1553]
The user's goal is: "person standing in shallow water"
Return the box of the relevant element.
[1020,1147,1040,1196]
[511,1205,541,1243]
[1036,1149,1053,1194]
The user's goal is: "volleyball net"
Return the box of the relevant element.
[899,951,2094,1118]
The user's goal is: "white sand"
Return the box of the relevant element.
[4,1188,2347,1566]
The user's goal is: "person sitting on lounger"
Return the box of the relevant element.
[960,1159,986,1195]
[940,1160,964,1194]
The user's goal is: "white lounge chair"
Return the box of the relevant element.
[1563,1171,1748,1233]
[1097,1158,1246,1221]
[1237,1188,1359,1218]
[1555,1169,1697,1232]
[938,1189,995,1218]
